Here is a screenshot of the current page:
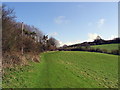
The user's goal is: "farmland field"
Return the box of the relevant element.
[91,43,119,52]
[3,51,118,88]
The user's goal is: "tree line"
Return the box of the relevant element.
[66,37,120,48]
[2,5,59,68]
[59,37,120,55]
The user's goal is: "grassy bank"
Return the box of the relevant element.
[91,43,119,52]
[3,51,118,88]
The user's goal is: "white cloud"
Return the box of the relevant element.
[97,18,105,28]
[59,33,99,46]
[54,16,69,24]
[88,18,105,28]
[58,40,64,47]
[87,33,98,42]
[58,33,118,47]
[64,33,99,45]
[106,35,118,40]
[59,40,82,46]
[65,40,81,46]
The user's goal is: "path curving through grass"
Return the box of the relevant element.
[3,51,118,88]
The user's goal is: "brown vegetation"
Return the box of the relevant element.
[2,5,59,69]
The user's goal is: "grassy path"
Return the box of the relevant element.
[3,51,118,88]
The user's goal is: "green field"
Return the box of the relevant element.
[91,43,119,52]
[3,51,118,88]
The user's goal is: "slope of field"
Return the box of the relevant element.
[3,51,118,88]
[91,43,119,52]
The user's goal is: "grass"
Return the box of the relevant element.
[91,43,119,52]
[3,51,118,88]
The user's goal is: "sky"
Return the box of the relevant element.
[3,2,118,46]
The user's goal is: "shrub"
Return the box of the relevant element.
[111,50,120,55]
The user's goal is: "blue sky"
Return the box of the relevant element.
[4,2,118,46]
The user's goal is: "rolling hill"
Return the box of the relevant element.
[91,43,119,52]
[3,51,118,88]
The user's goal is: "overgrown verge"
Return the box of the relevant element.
[2,51,41,88]
[3,52,40,68]
[2,52,40,75]
[2,61,35,88]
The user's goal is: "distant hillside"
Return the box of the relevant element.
[58,38,120,55]
[91,43,120,52]
[66,37,120,48]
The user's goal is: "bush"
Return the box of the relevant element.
[101,49,108,53]
[111,50,120,55]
